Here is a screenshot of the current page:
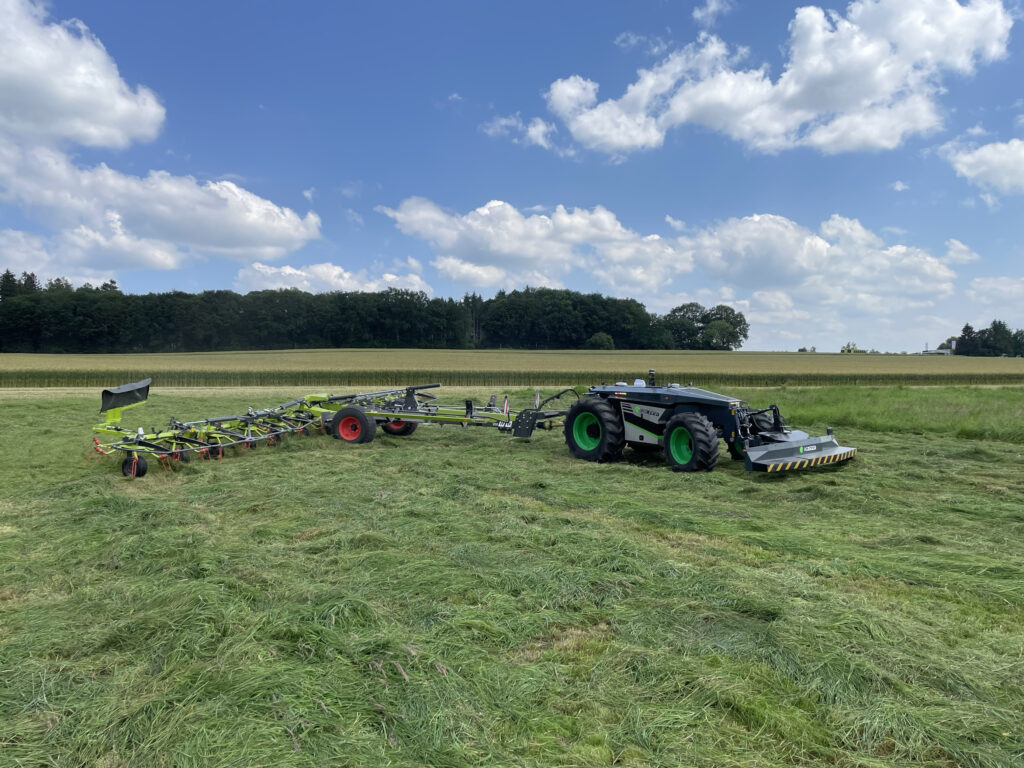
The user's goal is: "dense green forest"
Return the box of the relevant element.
[941,320,1024,357]
[0,269,749,353]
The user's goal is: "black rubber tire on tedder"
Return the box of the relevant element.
[564,397,625,462]
[663,412,720,472]
[121,453,148,478]
[333,406,377,444]
[381,421,418,437]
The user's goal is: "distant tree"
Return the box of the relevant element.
[983,319,1013,356]
[0,273,758,353]
[701,305,749,350]
[19,271,41,293]
[1013,329,1024,357]
[662,302,704,349]
[0,269,18,302]
[956,324,978,356]
[583,331,615,350]
[45,277,73,292]
[463,292,484,346]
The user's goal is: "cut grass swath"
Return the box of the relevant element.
[1,386,1023,766]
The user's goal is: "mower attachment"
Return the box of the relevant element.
[744,430,856,472]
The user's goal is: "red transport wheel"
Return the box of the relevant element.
[332,406,377,444]
[381,420,418,437]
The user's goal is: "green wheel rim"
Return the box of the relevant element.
[668,426,694,464]
[573,412,602,451]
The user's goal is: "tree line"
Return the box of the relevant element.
[0,269,749,353]
[941,320,1024,357]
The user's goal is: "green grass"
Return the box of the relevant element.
[1,386,1023,767]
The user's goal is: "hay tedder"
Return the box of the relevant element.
[90,378,572,477]
[90,372,855,478]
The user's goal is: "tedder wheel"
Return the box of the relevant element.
[663,412,720,472]
[121,453,148,478]
[564,397,624,462]
[333,406,377,444]
[381,420,418,437]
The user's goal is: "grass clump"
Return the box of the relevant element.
[1,385,1023,766]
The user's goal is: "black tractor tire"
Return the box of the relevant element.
[381,420,418,437]
[663,412,719,472]
[121,454,148,478]
[333,406,377,444]
[564,397,624,462]
[750,411,776,433]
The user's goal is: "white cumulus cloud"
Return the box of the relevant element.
[234,260,432,295]
[942,238,980,264]
[966,277,1024,324]
[0,0,319,282]
[0,0,164,148]
[943,138,1024,193]
[686,213,955,312]
[481,113,564,153]
[506,0,1012,157]
[967,277,1024,304]
[377,195,962,350]
[376,196,695,293]
[693,0,735,28]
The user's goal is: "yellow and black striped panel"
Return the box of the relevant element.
[762,448,857,473]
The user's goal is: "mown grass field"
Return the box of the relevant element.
[3,348,1024,387]
[1,384,1023,767]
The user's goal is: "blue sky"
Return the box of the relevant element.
[0,0,1022,351]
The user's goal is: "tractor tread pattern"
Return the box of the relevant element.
[564,397,625,462]
[665,411,720,472]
